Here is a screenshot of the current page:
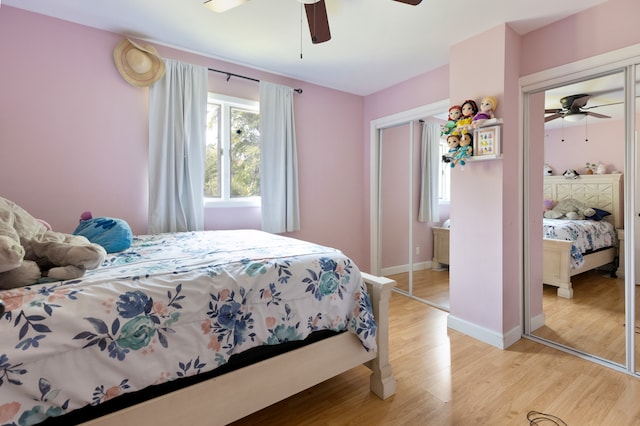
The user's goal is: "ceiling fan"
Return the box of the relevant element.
[544,93,612,123]
[204,0,423,44]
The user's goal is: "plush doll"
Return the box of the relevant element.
[544,163,553,176]
[455,99,478,133]
[440,105,462,137]
[544,199,596,220]
[543,199,557,214]
[0,197,106,290]
[562,169,580,179]
[471,96,497,128]
[452,131,473,168]
[442,133,461,165]
[73,211,133,253]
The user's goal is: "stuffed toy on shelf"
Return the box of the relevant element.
[440,104,462,137]
[442,133,461,166]
[471,96,498,128]
[452,131,473,168]
[455,99,478,133]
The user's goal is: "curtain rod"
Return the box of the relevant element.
[208,68,303,94]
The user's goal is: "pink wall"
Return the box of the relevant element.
[0,6,368,267]
[521,0,640,77]
[544,119,626,175]
[3,0,640,346]
[448,24,511,334]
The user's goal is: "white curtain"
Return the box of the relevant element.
[418,121,440,223]
[259,81,300,233]
[148,59,208,234]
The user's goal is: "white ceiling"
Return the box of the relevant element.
[544,72,631,129]
[4,0,607,96]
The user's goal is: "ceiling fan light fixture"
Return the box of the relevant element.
[563,113,586,122]
[296,0,321,4]
[203,0,249,13]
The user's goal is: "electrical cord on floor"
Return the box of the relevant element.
[527,410,568,425]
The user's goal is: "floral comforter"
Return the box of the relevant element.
[543,219,617,269]
[0,230,377,426]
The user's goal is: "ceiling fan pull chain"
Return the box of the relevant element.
[300,3,304,59]
[585,116,589,142]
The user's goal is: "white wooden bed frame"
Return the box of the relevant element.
[542,174,623,298]
[81,273,396,426]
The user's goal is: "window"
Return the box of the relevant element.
[438,140,451,201]
[205,93,260,207]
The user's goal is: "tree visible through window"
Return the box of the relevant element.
[205,94,260,205]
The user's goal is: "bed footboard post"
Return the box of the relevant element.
[361,272,396,400]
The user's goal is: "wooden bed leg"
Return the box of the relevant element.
[557,286,573,299]
[361,272,396,400]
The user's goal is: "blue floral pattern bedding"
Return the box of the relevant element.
[543,219,617,269]
[0,230,377,426]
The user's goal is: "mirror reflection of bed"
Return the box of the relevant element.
[530,72,628,365]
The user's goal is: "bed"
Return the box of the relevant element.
[0,229,396,426]
[542,173,623,298]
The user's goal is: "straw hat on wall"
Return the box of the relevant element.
[113,39,165,87]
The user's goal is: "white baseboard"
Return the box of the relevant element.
[530,312,545,332]
[447,315,522,349]
[381,261,430,276]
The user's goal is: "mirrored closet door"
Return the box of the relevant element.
[524,63,639,372]
[373,102,451,311]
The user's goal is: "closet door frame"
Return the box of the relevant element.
[369,100,449,302]
[521,45,640,375]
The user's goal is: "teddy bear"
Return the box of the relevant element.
[544,163,553,176]
[543,199,596,220]
[0,197,107,290]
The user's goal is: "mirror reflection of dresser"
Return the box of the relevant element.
[432,226,449,270]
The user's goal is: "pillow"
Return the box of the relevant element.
[73,216,133,253]
[587,208,612,221]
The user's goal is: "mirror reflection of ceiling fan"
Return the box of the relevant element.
[204,0,423,44]
[544,93,613,123]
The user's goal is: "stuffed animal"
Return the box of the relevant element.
[440,105,462,137]
[442,133,461,165]
[471,96,497,128]
[544,163,553,176]
[452,131,473,168]
[562,169,580,179]
[596,162,607,175]
[455,99,478,133]
[543,199,556,213]
[0,197,106,289]
[73,211,132,253]
[544,199,596,220]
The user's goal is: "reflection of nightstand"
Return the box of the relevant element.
[432,227,450,270]
[617,228,625,278]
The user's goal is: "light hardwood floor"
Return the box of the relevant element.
[389,269,450,309]
[232,288,640,425]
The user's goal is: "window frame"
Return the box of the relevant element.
[438,139,451,203]
[205,93,261,208]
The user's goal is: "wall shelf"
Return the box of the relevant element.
[467,154,502,162]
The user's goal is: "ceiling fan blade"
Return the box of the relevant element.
[586,111,611,119]
[545,108,562,114]
[545,113,563,122]
[305,0,331,44]
[393,0,423,5]
[203,0,249,13]
[562,94,590,110]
